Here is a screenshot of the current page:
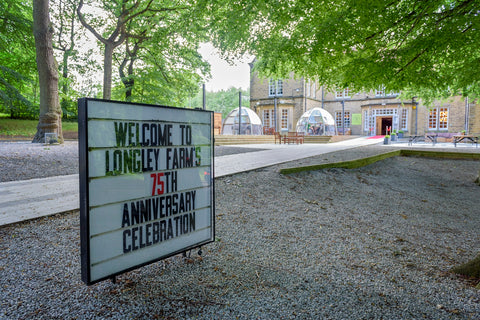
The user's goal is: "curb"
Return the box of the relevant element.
[280,149,480,174]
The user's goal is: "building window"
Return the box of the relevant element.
[428,107,449,130]
[387,91,400,96]
[336,87,351,99]
[335,111,351,128]
[263,109,273,128]
[280,109,289,130]
[439,108,448,129]
[376,86,400,97]
[364,110,369,131]
[401,109,408,130]
[269,79,283,96]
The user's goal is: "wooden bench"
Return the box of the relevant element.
[284,132,304,144]
[274,132,283,144]
[263,127,275,135]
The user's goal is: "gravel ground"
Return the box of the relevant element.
[1,141,480,319]
[0,141,262,182]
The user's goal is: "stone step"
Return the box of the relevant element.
[214,135,332,145]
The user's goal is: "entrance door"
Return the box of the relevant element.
[381,117,393,135]
[376,116,393,135]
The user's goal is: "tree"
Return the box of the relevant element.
[51,0,81,118]
[0,0,38,118]
[111,10,210,105]
[206,0,480,100]
[32,0,63,143]
[77,0,206,101]
[189,87,250,118]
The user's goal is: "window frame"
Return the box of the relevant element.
[280,108,289,130]
[335,110,351,128]
[428,107,449,131]
[269,79,283,97]
[336,87,351,99]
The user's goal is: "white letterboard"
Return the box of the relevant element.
[78,99,215,285]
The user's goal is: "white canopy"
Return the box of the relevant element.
[296,108,336,136]
[222,107,263,135]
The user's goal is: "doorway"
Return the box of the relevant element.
[376,116,393,135]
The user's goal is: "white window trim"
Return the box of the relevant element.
[263,109,273,128]
[335,110,351,128]
[400,109,408,131]
[428,107,449,131]
[280,108,290,130]
[336,88,351,99]
[269,79,283,97]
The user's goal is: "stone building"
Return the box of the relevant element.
[249,68,478,136]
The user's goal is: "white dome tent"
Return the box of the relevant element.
[296,108,336,136]
[222,107,263,135]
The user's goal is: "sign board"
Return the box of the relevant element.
[78,98,215,285]
[351,113,362,126]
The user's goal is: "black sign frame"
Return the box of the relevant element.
[78,98,215,285]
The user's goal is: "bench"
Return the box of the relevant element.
[409,132,459,146]
[274,132,283,144]
[453,135,478,147]
[284,132,304,144]
[263,127,275,135]
[408,135,424,145]
[428,132,457,143]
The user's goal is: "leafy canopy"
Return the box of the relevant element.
[206,0,480,100]
[0,0,37,117]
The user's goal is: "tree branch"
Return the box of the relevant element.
[395,47,427,75]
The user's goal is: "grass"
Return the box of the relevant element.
[0,117,78,138]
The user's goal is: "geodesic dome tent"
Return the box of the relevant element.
[222,107,263,135]
[296,108,336,136]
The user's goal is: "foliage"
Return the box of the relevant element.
[0,0,38,118]
[205,0,480,101]
[110,2,211,105]
[188,87,250,118]
[51,0,85,119]
[77,0,211,101]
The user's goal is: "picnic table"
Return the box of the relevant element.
[284,132,304,144]
[453,135,478,147]
[408,133,438,146]
[408,135,423,145]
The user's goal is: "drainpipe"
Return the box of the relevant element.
[304,79,307,113]
[412,97,417,135]
[202,84,206,110]
[321,86,324,109]
[465,96,470,134]
[274,96,277,132]
[238,91,242,135]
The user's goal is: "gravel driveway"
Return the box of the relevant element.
[0,141,479,319]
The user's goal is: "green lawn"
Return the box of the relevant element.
[0,117,78,138]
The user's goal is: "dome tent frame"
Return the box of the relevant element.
[222,107,263,135]
[296,108,336,136]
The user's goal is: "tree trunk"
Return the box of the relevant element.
[475,169,480,185]
[103,43,115,100]
[119,55,135,102]
[32,0,63,143]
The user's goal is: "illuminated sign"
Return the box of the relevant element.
[78,98,214,285]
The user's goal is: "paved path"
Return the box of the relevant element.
[4,136,473,226]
